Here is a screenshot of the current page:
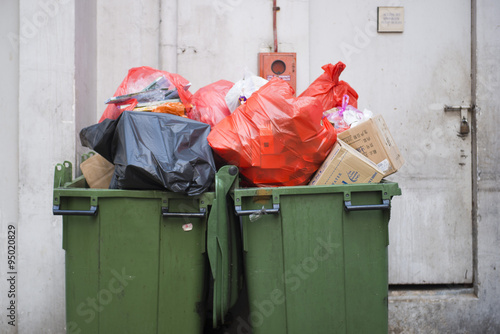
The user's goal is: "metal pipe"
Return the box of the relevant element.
[273,0,279,52]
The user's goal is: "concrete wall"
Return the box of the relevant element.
[0,0,499,333]
[16,0,76,333]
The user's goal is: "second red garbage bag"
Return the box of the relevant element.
[207,78,337,187]
[299,61,359,111]
[188,80,234,128]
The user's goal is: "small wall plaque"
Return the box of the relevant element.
[377,6,404,33]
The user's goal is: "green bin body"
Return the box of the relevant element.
[53,162,241,334]
[233,182,401,334]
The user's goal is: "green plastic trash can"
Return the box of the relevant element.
[232,182,401,334]
[53,161,241,334]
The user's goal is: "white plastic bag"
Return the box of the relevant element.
[225,69,268,113]
[344,108,373,127]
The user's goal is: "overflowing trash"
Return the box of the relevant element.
[188,80,234,127]
[323,94,373,132]
[299,62,359,111]
[208,78,337,187]
[309,139,384,186]
[225,69,268,113]
[80,62,403,193]
[81,111,216,196]
[80,153,114,189]
[337,114,404,177]
[99,66,193,122]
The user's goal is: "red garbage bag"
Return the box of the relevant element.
[188,80,234,128]
[299,62,358,111]
[99,66,193,122]
[208,78,337,187]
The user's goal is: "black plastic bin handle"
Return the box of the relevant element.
[162,207,206,218]
[344,199,390,212]
[53,205,98,216]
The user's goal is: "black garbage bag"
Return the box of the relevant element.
[80,110,216,196]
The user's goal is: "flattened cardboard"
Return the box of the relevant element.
[80,154,114,189]
[309,139,384,186]
[338,114,404,177]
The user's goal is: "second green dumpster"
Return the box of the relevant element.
[233,182,401,334]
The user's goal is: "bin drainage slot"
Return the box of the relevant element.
[344,199,390,212]
[234,204,280,216]
[53,205,98,216]
[162,207,206,218]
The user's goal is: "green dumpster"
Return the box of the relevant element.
[233,182,401,334]
[53,161,241,334]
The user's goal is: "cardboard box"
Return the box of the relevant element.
[338,114,404,177]
[80,153,114,189]
[309,139,384,186]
